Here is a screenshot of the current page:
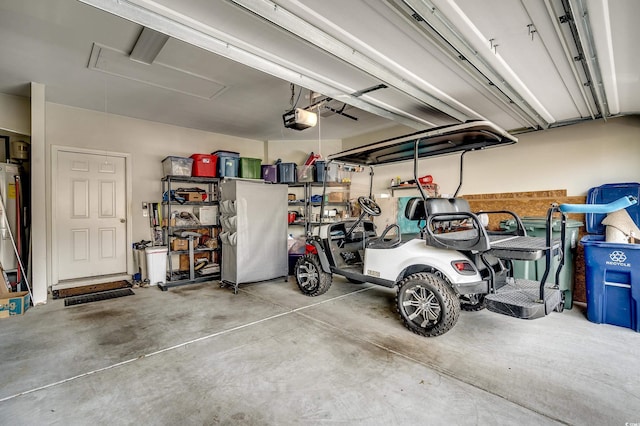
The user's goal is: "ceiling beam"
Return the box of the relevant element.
[129,26,170,64]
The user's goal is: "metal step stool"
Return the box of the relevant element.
[485,279,563,319]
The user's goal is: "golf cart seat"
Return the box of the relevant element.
[367,223,402,249]
[405,197,561,260]
[406,197,491,252]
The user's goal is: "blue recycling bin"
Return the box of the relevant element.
[581,235,639,331]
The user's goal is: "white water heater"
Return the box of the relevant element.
[0,164,19,271]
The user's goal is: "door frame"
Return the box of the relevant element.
[50,145,133,288]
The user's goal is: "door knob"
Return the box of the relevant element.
[120,218,126,223]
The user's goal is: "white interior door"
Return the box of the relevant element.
[55,150,127,281]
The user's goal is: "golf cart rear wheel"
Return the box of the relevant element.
[396,273,460,337]
[459,293,486,311]
[295,254,332,297]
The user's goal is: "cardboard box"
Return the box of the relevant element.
[162,218,176,228]
[179,252,210,271]
[0,291,30,318]
[177,192,203,202]
[328,192,345,202]
[171,239,189,251]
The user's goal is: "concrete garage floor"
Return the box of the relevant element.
[0,277,638,425]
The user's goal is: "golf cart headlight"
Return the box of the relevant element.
[451,260,476,275]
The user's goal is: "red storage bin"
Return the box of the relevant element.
[190,154,218,177]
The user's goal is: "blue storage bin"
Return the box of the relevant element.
[581,235,640,332]
[218,156,239,177]
[278,162,297,183]
[211,150,239,158]
[314,160,325,182]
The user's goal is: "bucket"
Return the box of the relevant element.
[288,211,298,224]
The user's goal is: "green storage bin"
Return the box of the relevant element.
[239,157,262,179]
[501,217,583,309]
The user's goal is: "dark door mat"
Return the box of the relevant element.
[53,280,130,299]
[64,288,135,307]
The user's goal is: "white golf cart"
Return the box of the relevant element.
[294,121,569,337]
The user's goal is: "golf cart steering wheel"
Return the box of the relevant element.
[358,196,382,217]
[345,196,382,239]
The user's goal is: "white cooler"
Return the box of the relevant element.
[145,246,168,285]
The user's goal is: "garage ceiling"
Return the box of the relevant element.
[0,0,637,142]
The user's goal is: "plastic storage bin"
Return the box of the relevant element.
[162,156,193,177]
[297,165,315,182]
[262,165,278,183]
[145,246,168,285]
[325,162,340,182]
[211,150,239,158]
[190,154,217,177]
[277,162,297,183]
[218,156,239,177]
[239,158,262,179]
[501,217,583,309]
[581,235,639,331]
[314,160,326,182]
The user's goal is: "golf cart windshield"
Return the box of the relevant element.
[327,121,517,166]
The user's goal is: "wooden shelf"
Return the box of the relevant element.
[389,183,439,197]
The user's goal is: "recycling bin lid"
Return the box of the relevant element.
[585,182,640,234]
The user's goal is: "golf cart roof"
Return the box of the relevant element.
[328,120,517,166]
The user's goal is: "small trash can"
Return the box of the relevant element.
[501,217,583,309]
[145,246,168,285]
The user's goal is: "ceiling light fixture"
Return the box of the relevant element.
[129,26,170,64]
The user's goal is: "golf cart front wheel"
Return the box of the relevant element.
[295,254,332,297]
[396,273,460,337]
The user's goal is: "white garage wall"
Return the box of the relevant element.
[45,102,265,243]
[266,139,342,165]
[0,92,30,136]
[348,116,640,198]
